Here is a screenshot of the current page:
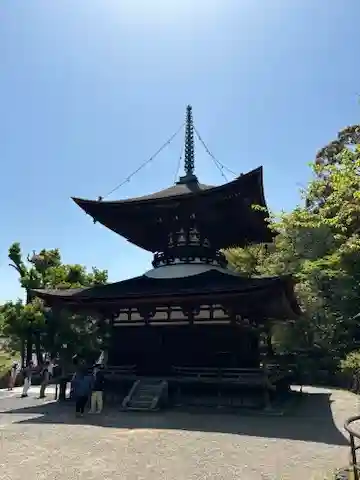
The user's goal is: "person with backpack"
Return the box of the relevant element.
[71,368,93,417]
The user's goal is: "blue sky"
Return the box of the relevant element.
[0,0,359,302]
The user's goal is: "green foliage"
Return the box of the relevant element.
[340,350,360,374]
[226,124,360,363]
[225,245,269,276]
[1,243,109,365]
[0,300,29,352]
[0,350,18,378]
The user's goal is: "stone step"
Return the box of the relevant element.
[132,394,157,400]
[128,400,154,408]
[135,387,160,393]
[123,380,167,411]
[126,406,158,412]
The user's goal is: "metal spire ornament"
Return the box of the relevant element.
[177,105,198,184]
[184,105,195,176]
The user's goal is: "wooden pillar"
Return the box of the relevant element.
[181,303,199,366]
[266,323,274,358]
[137,306,156,374]
[263,384,272,410]
[262,360,274,410]
[252,327,261,367]
[240,318,261,368]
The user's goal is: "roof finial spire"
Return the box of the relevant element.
[177,105,197,184]
[184,105,195,176]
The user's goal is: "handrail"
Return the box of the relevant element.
[344,415,360,480]
[150,380,168,410]
[171,366,285,387]
[121,379,140,409]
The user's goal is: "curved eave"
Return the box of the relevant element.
[74,167,265,207]
[31,272,302,321]
[72,166,274,252]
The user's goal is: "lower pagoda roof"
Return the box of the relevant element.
[32,269,301,321]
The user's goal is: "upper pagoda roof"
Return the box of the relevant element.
[74,178,212,206]
[73,166,274,252]
[74,165,261,205]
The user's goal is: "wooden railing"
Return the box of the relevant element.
[104,365,136,378]
[171,366,286,386]
[344,415,360,480]
[121,379,140,409]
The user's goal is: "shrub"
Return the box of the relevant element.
[0,350,20,388]
[340,350,360,374]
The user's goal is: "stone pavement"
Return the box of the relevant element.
[0,384,58,400]
[0,385,359,480]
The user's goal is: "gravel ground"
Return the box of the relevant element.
[0,385,358,480]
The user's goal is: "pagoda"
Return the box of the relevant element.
[33,106,301,409]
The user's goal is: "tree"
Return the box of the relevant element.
[3,242,108,366]
[225,244,269,276]
[226,132,360,366]
[307,124,360,210]
[0,300,27,355]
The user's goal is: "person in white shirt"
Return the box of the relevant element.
[7,363,18,390]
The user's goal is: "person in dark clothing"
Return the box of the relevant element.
[39,361,50,398]
[21,361,33,398]
[71,370,93,417]
[90,365,105,414]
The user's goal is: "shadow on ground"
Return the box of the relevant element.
[0,391,349,446]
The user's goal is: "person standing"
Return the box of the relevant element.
[72,369,93,417]
[47,359,54,379]
[21,361,33,398]
[39,361,50,398]
[90,365,105,414]
[7,363,18,390]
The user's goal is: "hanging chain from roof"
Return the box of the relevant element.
[173,138,184,184]
[97,108,238,202]
[194,126,238,181]
[99,123,185,200]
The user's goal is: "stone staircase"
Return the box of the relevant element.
[122,379,168,411]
